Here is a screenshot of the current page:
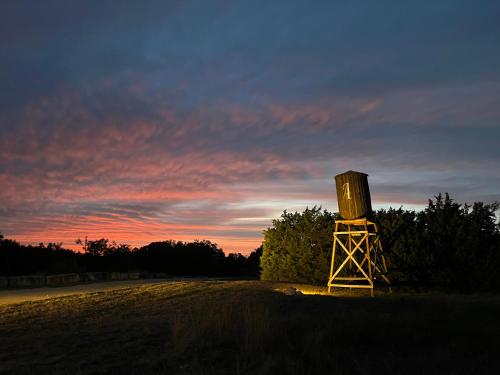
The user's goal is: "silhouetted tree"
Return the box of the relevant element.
[373,208,418,283]
[0,235,81,276]
[80,238,109,256]
[1,234,261,277]
[246,245,263,276]
[133,239,226,276]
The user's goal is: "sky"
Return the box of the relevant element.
[1,0,499,254]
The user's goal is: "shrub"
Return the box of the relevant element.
[260,206,337,284]
[261,195,500,290]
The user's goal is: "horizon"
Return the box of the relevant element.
[1,1,500,254]
[0,197,484,253]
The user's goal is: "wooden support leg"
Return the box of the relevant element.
[328,222,338,294]
[328,219,390,296]
[364,221,374,297]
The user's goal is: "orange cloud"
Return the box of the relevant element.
[4,80,494,255]
[6,212,264,254]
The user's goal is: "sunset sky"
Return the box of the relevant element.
[1,1,499,253]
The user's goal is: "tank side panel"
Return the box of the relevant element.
[335,172,373,219]
[335,173,355,219]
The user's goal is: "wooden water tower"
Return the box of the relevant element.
[328,171,391,296]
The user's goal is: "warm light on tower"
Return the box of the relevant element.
[327,171,391,296]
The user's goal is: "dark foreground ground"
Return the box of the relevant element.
[0,280,498,375]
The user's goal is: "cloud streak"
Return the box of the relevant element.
[1,1,499,253]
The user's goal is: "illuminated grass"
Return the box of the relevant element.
[0,280,499,374]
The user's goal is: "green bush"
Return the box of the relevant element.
[260,206,337,284]
[261,195,500,290]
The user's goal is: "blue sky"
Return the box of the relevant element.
[1,0,499,252]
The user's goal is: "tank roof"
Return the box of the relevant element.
[335,170,369,177]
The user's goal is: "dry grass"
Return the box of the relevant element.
[0,280,499,374]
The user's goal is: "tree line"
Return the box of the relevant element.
[0,235,262,277]
[261,193,500,291]
[3,193,499,290]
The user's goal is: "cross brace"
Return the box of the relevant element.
[327,219,391,296]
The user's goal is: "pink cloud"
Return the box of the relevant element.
[4,211,264,254]
[3,78,496,254]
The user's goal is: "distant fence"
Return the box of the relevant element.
[0,272,171,289]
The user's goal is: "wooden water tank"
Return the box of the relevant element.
[334,170,372,219]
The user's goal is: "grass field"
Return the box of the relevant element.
[0,280,499,374]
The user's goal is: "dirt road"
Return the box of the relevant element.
[0,279,170,305]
